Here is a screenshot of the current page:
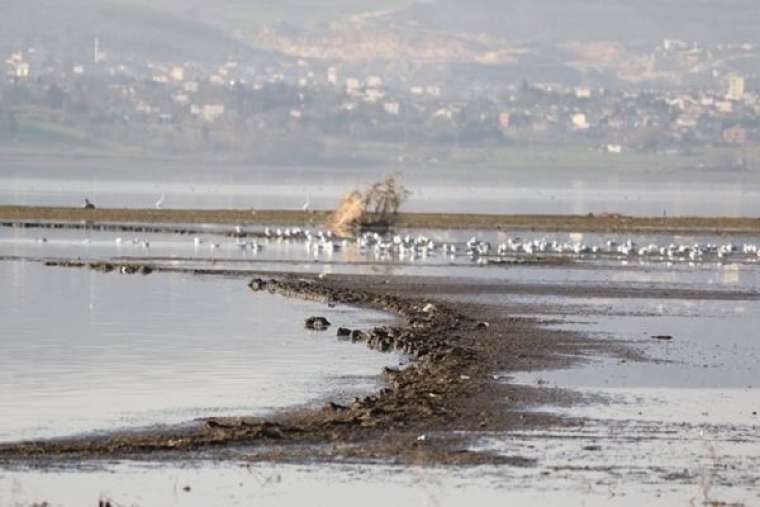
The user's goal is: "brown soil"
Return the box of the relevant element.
[3,205,760,234]
[0,267,616,467]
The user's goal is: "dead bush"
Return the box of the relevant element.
[328,176,410,237]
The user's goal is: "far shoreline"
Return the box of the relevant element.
[2,205,760,235]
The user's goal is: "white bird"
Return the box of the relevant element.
[155,193,166,209]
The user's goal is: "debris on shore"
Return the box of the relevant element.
[305,316,331,330]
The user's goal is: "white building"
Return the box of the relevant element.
[426,85,442,97]
[327,67,338,85]
[726,73,745,101]
[433,108,453,120]
[169,66,185,81]
[383,102,400,116]
[572,113,590,129]
[198,104,225,122]
[13,61,30,78]
[364,88,386,103]
[6,52,29,77]
[345,78,362,93]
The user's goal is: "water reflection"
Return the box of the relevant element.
[0,261,399,442]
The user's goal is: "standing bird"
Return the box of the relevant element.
[84,198,96,209]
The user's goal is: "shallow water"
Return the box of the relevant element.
[484,290,760,497]
[511,297,760,391]
[2,459,758,507]
[4,226,760,293]
[3,222,760,503]
[3,173,760,216]
[0,261,399,443]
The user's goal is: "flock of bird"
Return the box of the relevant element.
[26,227,760,264]
[253,229,760,264]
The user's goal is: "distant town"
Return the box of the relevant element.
[2,35,759,169]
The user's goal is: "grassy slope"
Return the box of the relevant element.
[0,1,250,59]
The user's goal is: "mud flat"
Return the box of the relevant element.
[3,205,760,234]
[0,267,621,467]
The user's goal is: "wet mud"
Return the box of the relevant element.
[0,269,609,467]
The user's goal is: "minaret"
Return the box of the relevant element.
[94,37,102,64]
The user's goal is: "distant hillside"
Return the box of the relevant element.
[0,0,252,60]
[0,0,420,61]
[386,0,760,44]
[133,0,414,30]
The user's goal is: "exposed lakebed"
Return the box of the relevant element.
[2,219,760,505]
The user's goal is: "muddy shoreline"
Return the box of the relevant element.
[3,205,760,234]
[0,265,617,467]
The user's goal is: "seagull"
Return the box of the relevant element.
[155,193,166,209]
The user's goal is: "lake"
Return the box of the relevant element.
[0,261,400,443]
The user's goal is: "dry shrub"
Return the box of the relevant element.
[328,190,365,237]
[328,176,410,237]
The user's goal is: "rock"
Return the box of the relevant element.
[382,367,401,381]
[652,335,673,341]
[327,401,349,412]
[305,316,331,330]
[249,278,266,291]
[139,265,153,275]
[336,327,352,338]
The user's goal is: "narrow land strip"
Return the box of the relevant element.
[0,267,610,467]
[2,206,760,234]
